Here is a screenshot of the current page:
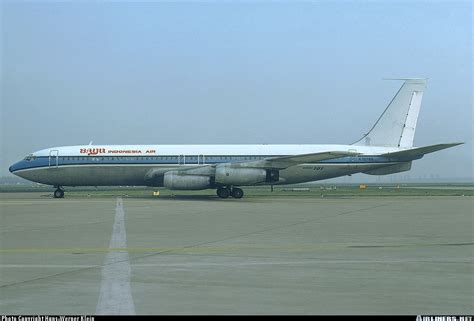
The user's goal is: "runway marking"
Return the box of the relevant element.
[0,200,114,205]
[1,242,472,254]
[0,264,99,268]
[0,202,36,205]
[1,257,471,270]
[96,197,135,315]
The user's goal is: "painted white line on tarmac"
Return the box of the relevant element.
[0,257,470,270]
[0,264,99,268]
[129,258,472,267]
[96,197,136,315]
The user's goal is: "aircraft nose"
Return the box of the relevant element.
[9,161,21,173]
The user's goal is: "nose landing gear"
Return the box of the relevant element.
[53,187,65,198]
[216,187,244,199]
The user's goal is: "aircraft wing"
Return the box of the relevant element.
[161,151,360,179]
[237,151,360,169]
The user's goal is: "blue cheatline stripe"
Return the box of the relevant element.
[10,155,398,173]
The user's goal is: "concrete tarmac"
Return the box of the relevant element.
[0,193,472,314]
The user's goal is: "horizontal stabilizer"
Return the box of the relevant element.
[382,143,463,158]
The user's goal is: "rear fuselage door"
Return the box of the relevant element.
[178,155,185,165]
[198,154,205,165]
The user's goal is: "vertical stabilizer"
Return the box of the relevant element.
[353,79,427,148]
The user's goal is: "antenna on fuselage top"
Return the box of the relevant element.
[89,141,93,145]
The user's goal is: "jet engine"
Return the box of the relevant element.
[164,171,212,190]
[215,164,279,185]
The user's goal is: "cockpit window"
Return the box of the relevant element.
[24,154,36,161]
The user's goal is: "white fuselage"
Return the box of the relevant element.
[10,144,405,187]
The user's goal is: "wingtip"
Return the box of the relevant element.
[446,142,464,147]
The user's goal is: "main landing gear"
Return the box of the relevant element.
[216,186,244,199]
[53,186,65,199]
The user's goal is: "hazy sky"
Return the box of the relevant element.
[1,0,472,179]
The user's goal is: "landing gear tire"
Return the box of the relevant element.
[54,188,64,199]
[231,187,244,199]
[216,187,230,199]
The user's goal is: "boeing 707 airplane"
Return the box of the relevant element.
[9,79,462,199]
